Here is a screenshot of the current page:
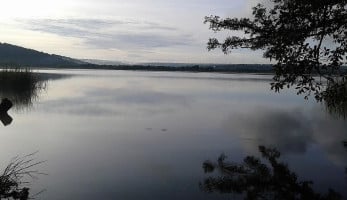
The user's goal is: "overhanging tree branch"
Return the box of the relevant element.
[205,0,347,104]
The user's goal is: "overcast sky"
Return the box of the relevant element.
[0,0,269,64]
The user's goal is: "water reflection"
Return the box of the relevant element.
[201,146,342,200]
[42,87,189,116]
[224,107,347,165]
[0,70,68,111]
[324,100,347,120]
[1,70,345,199]
[321,80,347,120]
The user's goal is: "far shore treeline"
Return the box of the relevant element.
[0,42,346,74]
[58,63,275,73]
[0,63,274,73]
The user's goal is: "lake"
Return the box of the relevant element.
[1,70,346,199]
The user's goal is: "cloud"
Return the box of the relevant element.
[85,33,195,49]
[20,18,178,32]
[17,18,196,50]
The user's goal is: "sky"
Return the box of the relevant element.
[0,0,269,64]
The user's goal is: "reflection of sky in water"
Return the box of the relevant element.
[1,70,346,199]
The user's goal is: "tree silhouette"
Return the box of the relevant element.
[205,0,347,103]
[200,146,342,200]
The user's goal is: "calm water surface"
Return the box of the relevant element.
[1,70,346,199]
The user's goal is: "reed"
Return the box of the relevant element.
[0,68,47,110]
[0,152,46,200]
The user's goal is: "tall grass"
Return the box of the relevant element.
[0,68,47,110]
[0,152,45,200]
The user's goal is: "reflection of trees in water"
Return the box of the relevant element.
[323,81,347,119]
[224,106,347,165]
[0,69,67,111]
[0,153,45,200]
[200,146,342,200]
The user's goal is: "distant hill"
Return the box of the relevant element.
[0,42,276,73]
[0,43,87,67]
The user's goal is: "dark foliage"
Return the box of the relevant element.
[205,0,347,103]
[201,146,342,200]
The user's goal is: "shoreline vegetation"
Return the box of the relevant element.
[0,152,45,200]
[0,68,70,111]
[0,68,47,110]
[1,63,276,73]
[1,64,346,74]
[69,63,276,73]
